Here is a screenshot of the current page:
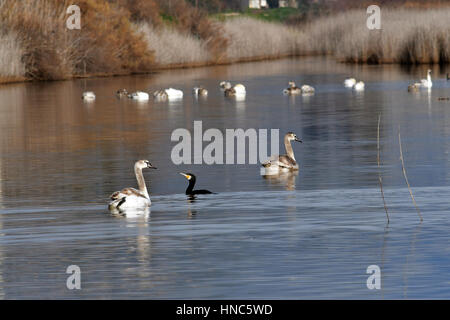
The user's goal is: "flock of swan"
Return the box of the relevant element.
[91,69,440,213]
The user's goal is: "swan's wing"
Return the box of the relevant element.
[262,155,296,169]
[110,188,146,200]
[278,155,297,168]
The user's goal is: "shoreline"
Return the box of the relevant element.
[0,53,318,86]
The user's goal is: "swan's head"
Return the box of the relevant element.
[288,81,296,88]
[286,132,302,143]
[136,160,157,170]
[428,69,432,74]
[180,172,196,181]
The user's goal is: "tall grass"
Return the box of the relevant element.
[136,23,210,65]
[223,17,305,61]
[300,8,450,64]
[0,32,25,81]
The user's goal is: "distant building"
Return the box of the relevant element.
[240,0,269,9]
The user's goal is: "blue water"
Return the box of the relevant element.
[0,57,449,299]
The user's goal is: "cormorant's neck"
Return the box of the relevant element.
[284,136,295,161]
[135,165,149,198]
[185,178,196,194]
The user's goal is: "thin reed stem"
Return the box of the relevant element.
[398,127,423,222]
[377,114,389,224]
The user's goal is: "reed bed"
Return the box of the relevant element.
[223,17,306,61]
[300,8,450,64]
[136,23,210,66]
[0,32,25,81]
[2,3,450,82]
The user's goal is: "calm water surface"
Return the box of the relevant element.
[0,57,450,299]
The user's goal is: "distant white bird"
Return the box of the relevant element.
[301,84,315,94]
[193,87,208,96]
[128,91,149,101]
[353,81,365,91]
[224,83,246,97]
[220,81,231,90]
[82,91,95,101]
[344,78,357,87]
[420,69,432,88]
[283,81,301,95]
[165,88,184,99]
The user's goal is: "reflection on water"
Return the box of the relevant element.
[1,57,450,299]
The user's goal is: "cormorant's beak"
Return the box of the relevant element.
[180,173,191,180]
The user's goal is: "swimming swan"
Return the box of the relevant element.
[224,83,246,97]
[420,69,432,88]
[108,160,156,212]
[261,132,302,174]
[193,87,208,96]
[301,84,315,94]
[116,89,128,99]
[128,91,150,101]
[353,81,365,91]
[344,78,356,87]
[283,81,301,95]
[220,81,231,90]
[165,88,184,99]
[82,91,96,101]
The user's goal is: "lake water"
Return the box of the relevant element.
[0,57,450,299]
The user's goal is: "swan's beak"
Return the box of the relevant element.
[148,164,157,169]
[295,138,303,143]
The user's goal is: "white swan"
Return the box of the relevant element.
[261,132,302,174]
[344,78,356,87]
[224,83,246,97]
[283,81,301,95]
[420,69,432,88]
[82,91,95,101]
[301,84,315,94]
[128,91,149,101]
[108,160,156,213]
[353,81,365,91]
[165,88,184,99]
[220,81,231,90]
[193,87,208,96]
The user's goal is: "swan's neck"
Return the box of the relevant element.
[284,136,295,161]
[428,73,432,83]
[134,166,149,198]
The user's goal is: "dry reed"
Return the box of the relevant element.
[398,127,423,222]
